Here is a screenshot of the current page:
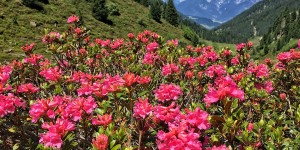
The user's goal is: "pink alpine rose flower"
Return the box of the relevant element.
[186,107,210,130]
[277,52,292,63]
[133,98,152,119]
[93,134,109,150]
[39,66,62,82]
[92,114,112,127]
[67,15,79,23]
[162,63,179,76]
[154,83,182,102]
[17,83,39,93]
[146,42,159,52]
[205,65,226,78]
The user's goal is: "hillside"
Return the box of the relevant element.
[213,0,300,43]
[0,0,194,61]
[254,8,300,58]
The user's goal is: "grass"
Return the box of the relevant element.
[0,0,236,62]
[0,0,190,61]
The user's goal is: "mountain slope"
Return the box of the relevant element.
[0,0,190,61]
[255,8,300,57]
[174,0,260,28]
[215,0,300,43]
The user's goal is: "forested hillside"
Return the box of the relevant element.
[255,8,300,57]
[212,0,300,43]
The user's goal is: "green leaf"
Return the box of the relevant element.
[111,144,121,150]
[13,143,19,150]
[8,127,16,133]
[138,90,149,97]
[110,140,116,149]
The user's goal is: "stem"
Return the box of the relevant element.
[138,130,143,150]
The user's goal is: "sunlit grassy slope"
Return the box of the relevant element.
[0,0,234,62]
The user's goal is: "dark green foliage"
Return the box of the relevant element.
[258,8,300,56]
[150,0,162,22]
[140,0,149,7]
[92,0,109,22]
[22,0,35,6]
[165,0,179,26]
[22,0,45,11]
[108,3,120,16]
[213,0,300,43]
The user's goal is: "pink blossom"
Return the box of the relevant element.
[93,134,108,150]
[154,83,182,102]
[39,66,62,82]
[204,51,219,62]
[77,83,93,96]
[166,39,178,47]
[21,43,35,52]
[231,57,239,65]
[247,123,254,131]
[67,15,79,23]
[127,33,135,39]
[93,74,125,96]
[39,132,62,148]
[196,55,208,66]
[205,65,226,78]
[255,64,269,78]
[133,98,152,119]
[42,32,61,43]
[157,121,202,150]
[236,43,246,51]
[185,70,194,79]
[280,93,286,100]
[143,52,158,65]
[92,114,112,127]
[146,42,159,52]
[24,54,44,65]
[0,65,12,84]
[17,83,39,93]
[110,39,124,50]
[255,81,273,94]
[40,119,75,148]
[123,72,137,86]
[277,52,292,63]
[162,63,180,76]
[153,102,181,123]
[204,76,244,107]
[63,96,97,121]
[0,93,25,118]
[29,98,59,123]
[136,76,151,84]
[186,107,210,130]
[207,145,229,150]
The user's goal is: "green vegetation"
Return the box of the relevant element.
[92,0,109,22]
[253,8,300,59]
[0,0,237,62]
[165,0,179,27]
[0,0,193,61]
[150,0,162,22]
[212,0,300,43]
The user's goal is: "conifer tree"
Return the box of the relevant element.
[150,0,162,22]
[165,0,179,26]
[92,0,109,22]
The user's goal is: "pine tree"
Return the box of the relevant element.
[150,0,162,22]
[92,0,109,22]
[165,0,179,26]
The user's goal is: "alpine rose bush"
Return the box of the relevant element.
[0,15,300,150]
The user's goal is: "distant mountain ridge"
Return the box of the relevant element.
[215,0,300,43]
[173,0,260,28]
